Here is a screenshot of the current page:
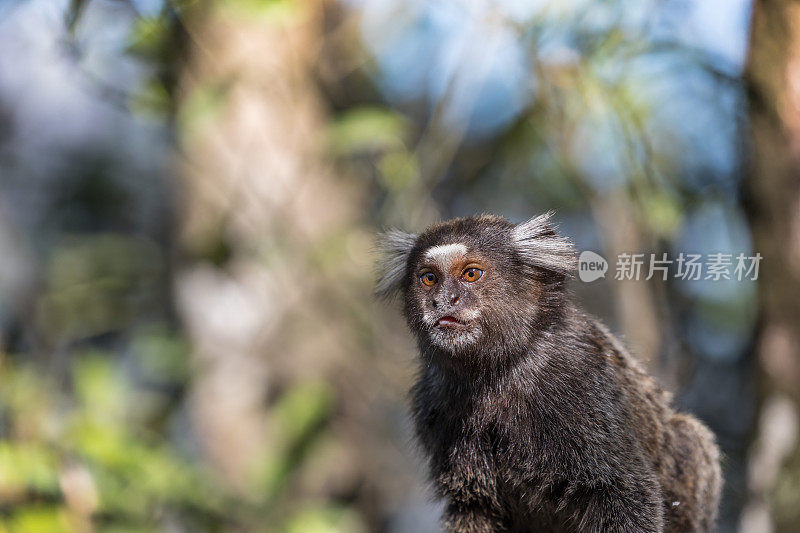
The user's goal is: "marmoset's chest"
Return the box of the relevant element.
[426,416,580,532]
[422,392,546,473]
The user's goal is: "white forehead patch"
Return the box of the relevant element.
[424,243,467,263]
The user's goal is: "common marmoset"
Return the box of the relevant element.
[377,213,721,532]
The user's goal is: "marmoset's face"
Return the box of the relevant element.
[410,242,491,351]
[403,218,536,354]
[379,214,574,357]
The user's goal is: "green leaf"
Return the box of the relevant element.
[0,442,60,496]
[216,0,297,21]
[5,507,70,533]
[328,107,409,156]
[378,151,419,191]
[130,77,172,118]
[73,355,127,424]
[283,506,366,533]
[131,327,190,382]
[178,82,231,139]
[257,382,333,498]
[273,382,332,447]
[641,191,682,239]
[128,17,170,60]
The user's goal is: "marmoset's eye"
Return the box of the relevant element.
[420,272,437,287]
[462,267,483,282]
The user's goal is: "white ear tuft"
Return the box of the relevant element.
[375,229,417,299]
[512,211,577,276]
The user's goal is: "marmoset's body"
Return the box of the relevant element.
[377,214,721,533]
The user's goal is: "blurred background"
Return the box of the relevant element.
[0,0,798,531]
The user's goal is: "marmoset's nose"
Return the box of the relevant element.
[433,284,461,310]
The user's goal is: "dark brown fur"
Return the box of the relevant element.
[377,214,722,532]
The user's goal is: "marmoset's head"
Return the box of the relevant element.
[377,213,576,355]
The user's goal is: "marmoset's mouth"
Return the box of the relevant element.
[436,315,466,328]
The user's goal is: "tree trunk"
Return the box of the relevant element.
[742,1,800,531]
[174,0,361,489]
